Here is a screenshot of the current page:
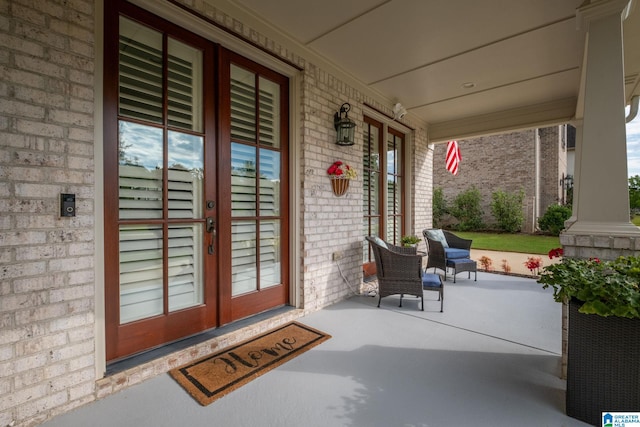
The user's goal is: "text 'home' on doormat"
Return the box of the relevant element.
[169,321,331,405]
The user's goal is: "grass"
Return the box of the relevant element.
[633,216,640,226]
[453,231,560,255]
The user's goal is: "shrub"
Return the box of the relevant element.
[490,189,525,233]
[538,204,572,235]
[450,186,484,231]
[479,256,493,271]
[432,187,448,228]
[501,259,511,273]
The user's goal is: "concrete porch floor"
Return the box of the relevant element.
[41,272,590,427]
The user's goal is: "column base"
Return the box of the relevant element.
[563,220,640,236]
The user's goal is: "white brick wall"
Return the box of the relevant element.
[0,1,96,426]
[1,0,434,425]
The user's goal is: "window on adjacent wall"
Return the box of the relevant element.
[363,116,405,265]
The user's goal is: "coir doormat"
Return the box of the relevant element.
[169,321,331,405]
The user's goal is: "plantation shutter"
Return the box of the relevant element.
[117,17,204,323]
[386,131,403,245]
[363,120,381,263]
[230,64,282,296]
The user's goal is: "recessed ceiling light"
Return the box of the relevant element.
[462,82,475,89]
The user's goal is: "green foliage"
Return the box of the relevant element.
[450,186,484,231]
[539,256,640,319]
[432,187,448,228]
[401,235,420,246]
[490,189,525,233]
[629,175,640,210]
[538,204,572,235]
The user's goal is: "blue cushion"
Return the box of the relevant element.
[444,248,470,259]
[425,229,448,248]
[446,258,474,265]
[422,273,442,288]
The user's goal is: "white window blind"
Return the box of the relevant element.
[117,17,204,323]
[230,65,282,296]
[119,17,163,124]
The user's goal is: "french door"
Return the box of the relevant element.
[104,1,288,361]
[362,116,405,278]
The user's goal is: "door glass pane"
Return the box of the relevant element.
[363,216,380,263]
[168,131,203,219]
[259,76,280,148]
[260,220,281,288]
[387,176,402,244]
[119,17,163,124]
[168,224,203,311]
[231,142,257,217]
[168,38,203,132]
[364,128,380,171]
[364,170,380,215]
[118,121,163,220]
[231,65,256,142]
[232,220,257,296]
[119,225,163,323]
[259,148,280,216]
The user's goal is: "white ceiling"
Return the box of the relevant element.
[228,0,640,141]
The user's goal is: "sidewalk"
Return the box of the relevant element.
[470,249,560,277]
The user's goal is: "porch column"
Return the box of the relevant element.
[560,0,639,380]
[563,0,640,257]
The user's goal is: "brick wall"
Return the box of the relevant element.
[0,0,432,425]
[433,127,565,233]
[0,0,97,426]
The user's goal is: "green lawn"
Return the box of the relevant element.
[633,216,640,226]
[453,231,560,255]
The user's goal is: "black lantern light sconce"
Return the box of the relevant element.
[334,102,356,146]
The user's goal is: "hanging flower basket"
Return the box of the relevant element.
[330,176,350,197]
[327,160,357,197]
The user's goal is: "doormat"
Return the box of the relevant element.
[169,321,331,406]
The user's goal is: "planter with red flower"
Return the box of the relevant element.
[538,249,640,426]
[327,160,357,196]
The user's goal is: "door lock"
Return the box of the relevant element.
[206,217,216,254]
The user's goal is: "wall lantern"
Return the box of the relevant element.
[334,103,356,146]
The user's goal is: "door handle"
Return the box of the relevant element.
[206,217,216,254]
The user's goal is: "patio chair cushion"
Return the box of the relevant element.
[444,247,470,259]
[424,229,449,248]
[371,236,388,249]
[422,273,442,288]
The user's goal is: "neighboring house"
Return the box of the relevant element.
[433,126,573,233]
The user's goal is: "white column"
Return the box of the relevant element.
[565,0,640,236]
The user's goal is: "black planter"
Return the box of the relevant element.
[567,299,640,426]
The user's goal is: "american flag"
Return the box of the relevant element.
[446,140,461,175]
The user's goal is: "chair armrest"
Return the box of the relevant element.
[387,242,417,255]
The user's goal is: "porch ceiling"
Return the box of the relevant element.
[226,0,640,141]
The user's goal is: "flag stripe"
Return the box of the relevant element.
[446,140,461,175]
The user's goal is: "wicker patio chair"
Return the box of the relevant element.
[366,236,443,311]
[422,229,472,281]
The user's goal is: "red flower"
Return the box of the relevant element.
[327,160,355,178]
[548,247,563,259]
